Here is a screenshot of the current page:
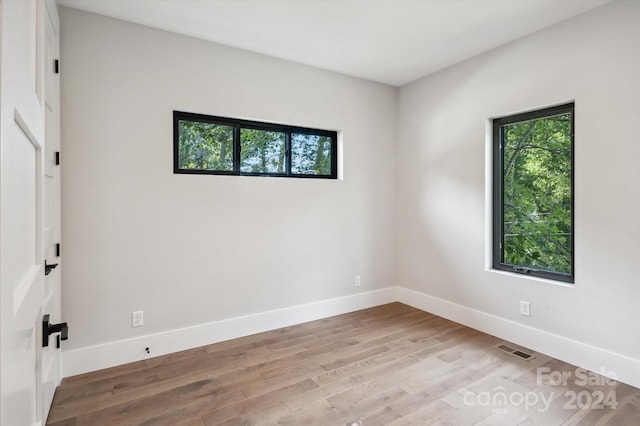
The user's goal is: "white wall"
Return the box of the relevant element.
[397,0,639,374]
[60,8,396,353]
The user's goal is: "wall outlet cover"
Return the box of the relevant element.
[132,311,144,327]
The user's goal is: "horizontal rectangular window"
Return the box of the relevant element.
[492,103,574,283]
[174,111,337,179]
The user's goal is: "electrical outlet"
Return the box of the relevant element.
[520,301,530,317]
[132,310,144,327]
[355,275,361,287]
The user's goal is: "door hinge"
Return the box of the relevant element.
[44,260,58,276]
[54,59,59,74]
[55,151,60,165]
[56,243,61,257]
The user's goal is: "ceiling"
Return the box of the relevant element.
[56,0,610,87]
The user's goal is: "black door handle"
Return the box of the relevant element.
[43,314,68,347]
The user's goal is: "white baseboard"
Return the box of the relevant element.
[62,288,396,377]
[396,286,640,389]
[63,286,640,390]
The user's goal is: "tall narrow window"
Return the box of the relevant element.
[493,103,574,283]
[174,111,337,179]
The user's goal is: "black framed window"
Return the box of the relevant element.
[493,103,574,283]
[174,111,337,179]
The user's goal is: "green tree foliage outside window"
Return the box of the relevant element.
[291,134,332,176]
[178,121,234,171]
[494,103,574,282]
[240,129,286,174]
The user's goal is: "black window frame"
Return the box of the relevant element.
[492,103,575,284]
[173,111,338,179]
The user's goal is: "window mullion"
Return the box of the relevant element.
[285,132,292,176]
[234,125,241,174]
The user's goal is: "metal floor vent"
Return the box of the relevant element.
[496,344,534,360]
[497,344,515,353]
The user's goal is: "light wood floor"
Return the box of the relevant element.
[47,303,640,425]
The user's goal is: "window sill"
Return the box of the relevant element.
[486,268,575,288]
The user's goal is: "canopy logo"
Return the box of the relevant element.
[463,386,553,414]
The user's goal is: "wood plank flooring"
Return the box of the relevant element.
[47,303,640,425]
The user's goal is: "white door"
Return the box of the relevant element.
[0,0,62,425]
